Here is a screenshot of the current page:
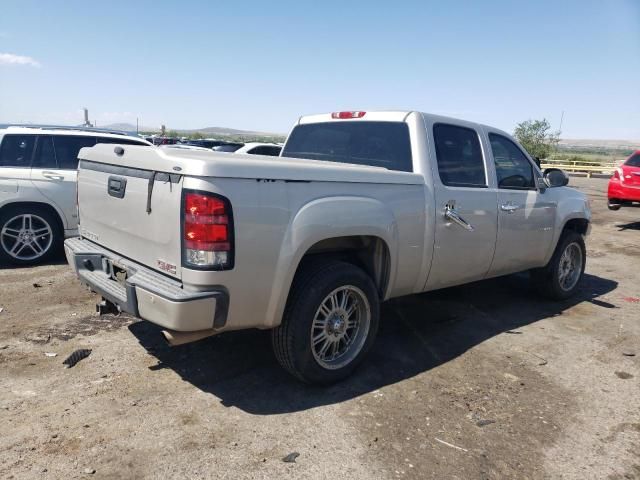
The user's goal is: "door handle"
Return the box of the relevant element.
[444,204,474,231]
[42,171,64,181]
[500,203,520,213]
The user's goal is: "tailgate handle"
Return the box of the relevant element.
[108,176,127,199]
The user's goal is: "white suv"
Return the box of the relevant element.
[0,126,151,265]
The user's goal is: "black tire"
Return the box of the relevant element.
[0,205,62,266]
[272,260,380,384]
[530,231,586,300]
[608,199,622,211]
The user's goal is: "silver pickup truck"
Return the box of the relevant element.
[65,111,591,384]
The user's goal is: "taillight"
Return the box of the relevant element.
[183,191,233,269]
[614,168,623,182]
[613,170,619,180]
[331,111,366,119]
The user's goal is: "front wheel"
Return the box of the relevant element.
[272,261,380,384]
[530,231,586,300]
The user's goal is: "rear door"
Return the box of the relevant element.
[486,132,555,275]
[424,123,498,290]
[0,134,36,201]
[30,135,95,231]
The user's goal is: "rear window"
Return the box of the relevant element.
[625,153,640,167]
[0,135,35,168]
[282,121,413,172]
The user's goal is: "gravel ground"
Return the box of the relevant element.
[0,176,638,479]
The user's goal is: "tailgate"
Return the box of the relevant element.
[77,158,183,280]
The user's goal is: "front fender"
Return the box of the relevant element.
[263,195,399,328]
[544,187,591,263]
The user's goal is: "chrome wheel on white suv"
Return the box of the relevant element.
[0,207,61,266]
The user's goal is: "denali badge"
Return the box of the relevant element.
[157,260,177,275]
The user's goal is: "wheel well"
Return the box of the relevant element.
[0,202,65,232]
[295,236,391,298]
[563,218,589,236]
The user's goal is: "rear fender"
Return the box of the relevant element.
[264,196,398,328]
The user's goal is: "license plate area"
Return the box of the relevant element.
[102,258,129,287]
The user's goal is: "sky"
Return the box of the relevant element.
[0,0,638,139]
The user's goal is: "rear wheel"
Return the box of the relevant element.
[530,231,586,300]
[0,206,62,266]
[608,199,622,211]
[272,261,380,384]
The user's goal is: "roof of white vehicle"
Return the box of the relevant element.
[0,125,152,144]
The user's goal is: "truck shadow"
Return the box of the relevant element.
[129,272,617,415]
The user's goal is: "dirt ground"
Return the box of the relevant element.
[1,177,638,479]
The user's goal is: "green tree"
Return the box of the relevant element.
[513,119,560,160]
[167,129,179,138]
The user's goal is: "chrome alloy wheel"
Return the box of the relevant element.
[310,285,371,370]
[558,242,583,291]
[0,214,53,261]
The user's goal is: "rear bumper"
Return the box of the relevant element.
[608,180,640,203]
[64,237,228,332]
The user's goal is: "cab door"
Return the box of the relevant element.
[486,132,556,276]
[424,122,498,291]
[30,135,95,232]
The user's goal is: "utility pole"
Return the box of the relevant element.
[136,117,139,134]
[558,110,565,135]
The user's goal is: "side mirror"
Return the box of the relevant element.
[543,168,569,188]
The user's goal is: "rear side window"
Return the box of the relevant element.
[282,121,413,172]
[52,136,96,169]
[433,124,486,187]
[625,154,640,167]
[489,134,535,189]
[0,135,35,168]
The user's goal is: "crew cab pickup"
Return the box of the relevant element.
[65,111,591,384]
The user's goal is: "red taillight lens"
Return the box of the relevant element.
[183,192,233,269]
[331,111,366,119]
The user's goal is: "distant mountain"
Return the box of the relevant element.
[100,123,284,138]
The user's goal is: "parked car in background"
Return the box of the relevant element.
[65,110,591,384]
[0,126,151,265]
[608,150,640,210]
[212,142,244,152]
[183,139,229,149]
[160,144,212,152]
[233,142,282,156]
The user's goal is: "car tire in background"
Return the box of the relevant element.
[530,230,586,300]
[0,205,62,266]
[272,260,380,384]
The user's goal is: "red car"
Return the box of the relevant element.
[608,150,640,210]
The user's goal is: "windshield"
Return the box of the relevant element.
[282,121,413,172]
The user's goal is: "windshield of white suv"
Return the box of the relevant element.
[282,121,413,172]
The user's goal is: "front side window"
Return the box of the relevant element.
[52,136,96,170]
[433,124,486,187]
[33,136,57,168]
[489,134,535,189]
[0,135,35,168]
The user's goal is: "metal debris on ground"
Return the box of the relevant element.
[622,351,635,357]
[434,438,468,452]
[44,352,57,357]
[83,468,96,474]
[282,452,300,463]
[32,283,42,288]
[62,349,92,368]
